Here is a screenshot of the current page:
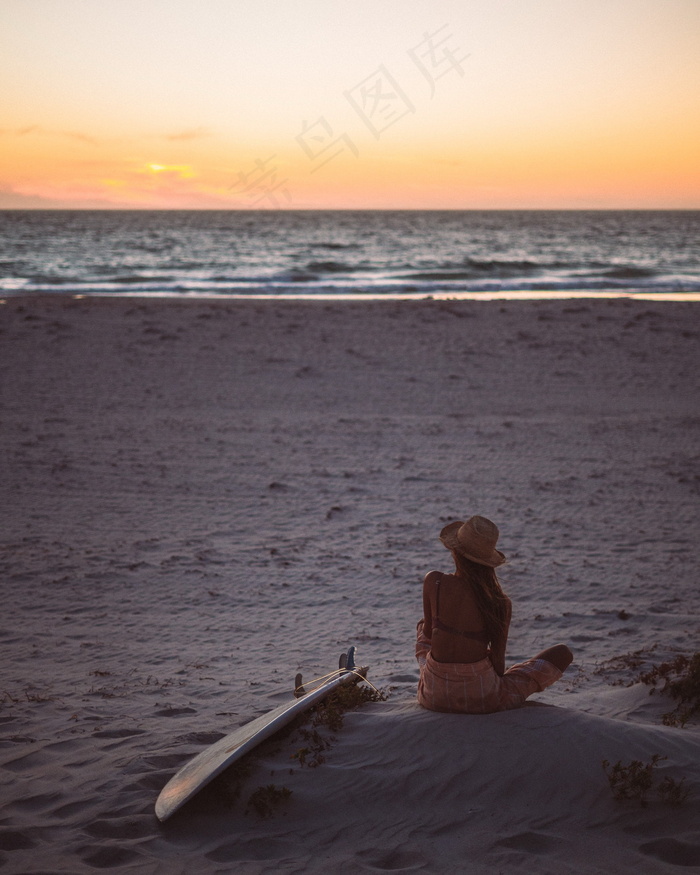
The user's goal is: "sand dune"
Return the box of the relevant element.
[0,295,698,872]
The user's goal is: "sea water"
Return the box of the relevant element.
[0,209,698,299]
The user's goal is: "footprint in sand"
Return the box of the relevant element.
[496,831,560,854]
[0,829,35,851]
[80,845,143,869]
[640,838,700,867]
[153,707,196,717]
[355,847,429,871]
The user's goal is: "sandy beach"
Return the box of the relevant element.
[1,294,699,873]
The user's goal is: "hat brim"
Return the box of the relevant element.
[439,520,506,568]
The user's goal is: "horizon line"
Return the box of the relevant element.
[2,206,699,213]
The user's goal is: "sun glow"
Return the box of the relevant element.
[146,164,195,177]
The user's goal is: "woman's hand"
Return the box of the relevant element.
[488,648,505,677]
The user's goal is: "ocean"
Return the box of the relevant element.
[1,209,698,299]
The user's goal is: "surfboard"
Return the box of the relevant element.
[155,646,367,822]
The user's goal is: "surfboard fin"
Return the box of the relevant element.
[294,672,306,698]
[345,646,356,672]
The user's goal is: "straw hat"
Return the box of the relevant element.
[439,515,506,567]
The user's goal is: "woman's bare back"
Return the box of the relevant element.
[424,571,499,664]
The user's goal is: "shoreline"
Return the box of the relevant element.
[3,289,700,302]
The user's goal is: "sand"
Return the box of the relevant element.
[0,294,699,873]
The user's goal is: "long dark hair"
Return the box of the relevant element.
[452,552,509,642]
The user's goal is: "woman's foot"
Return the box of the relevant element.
[536,644,573,672]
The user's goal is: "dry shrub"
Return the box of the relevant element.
[639,652,700,727]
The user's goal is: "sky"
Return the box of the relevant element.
[1,0,699,209]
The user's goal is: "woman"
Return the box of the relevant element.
[416,515,572,713]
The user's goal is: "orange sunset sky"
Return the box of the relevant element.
[1,0,699,209]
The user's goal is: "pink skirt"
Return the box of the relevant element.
[416,620,562,714]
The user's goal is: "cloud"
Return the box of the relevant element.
[0,187,61,208]
[61,130,100,145]
[0,125,98,145]
[165,127,212,142]
[0,184,131,209]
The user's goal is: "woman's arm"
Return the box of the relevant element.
[422,570,441,635]
[416,571,440,666]
[488,597,512,676]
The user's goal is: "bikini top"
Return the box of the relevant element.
[432,575,490,642]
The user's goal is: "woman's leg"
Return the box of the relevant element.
[535,644,573,672]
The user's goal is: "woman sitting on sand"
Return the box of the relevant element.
[416,515,573,713]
